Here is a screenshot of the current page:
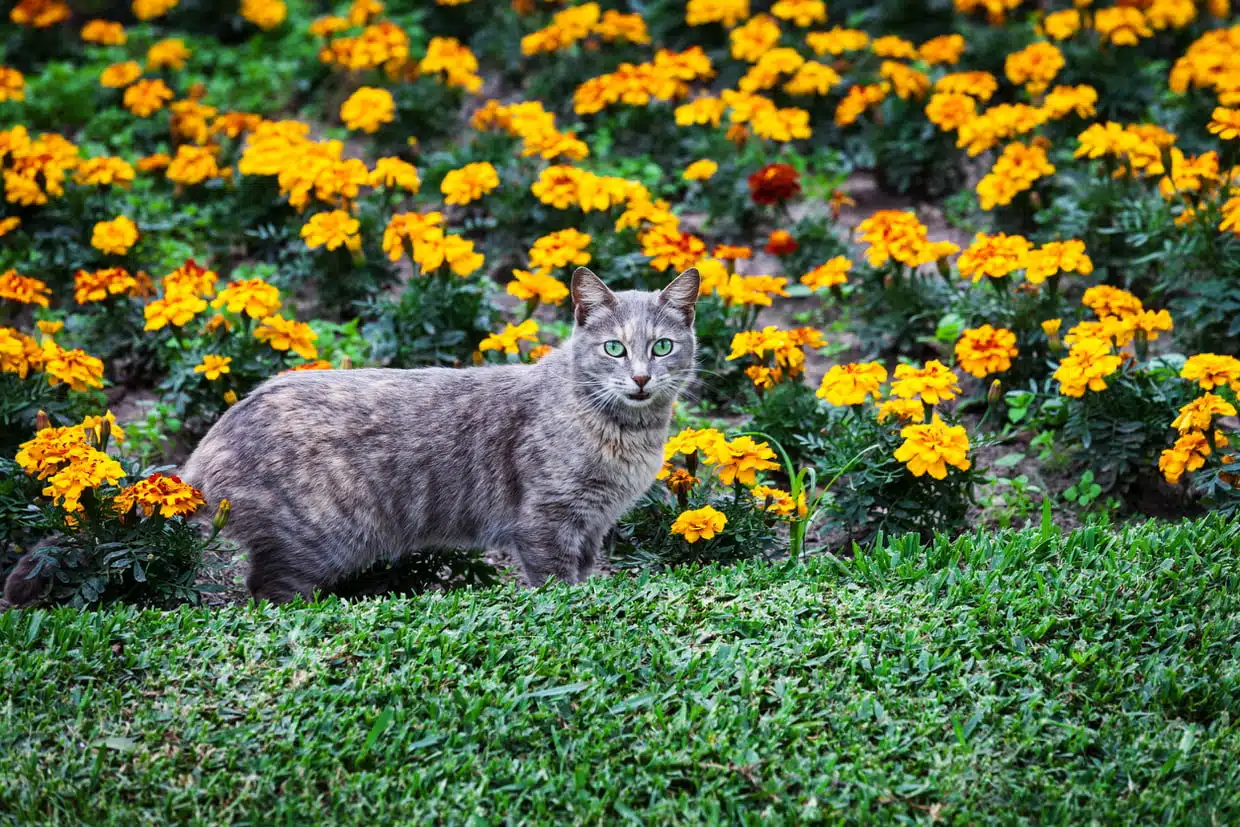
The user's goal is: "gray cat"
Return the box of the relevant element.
[180,267,700,602]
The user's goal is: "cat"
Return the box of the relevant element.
[179,266,700,602]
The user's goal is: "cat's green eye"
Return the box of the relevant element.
[652,338,674,357]
[603,340,626,358]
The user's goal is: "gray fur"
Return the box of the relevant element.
[180,268,700,602]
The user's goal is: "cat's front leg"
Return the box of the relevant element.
[513,524,589,587]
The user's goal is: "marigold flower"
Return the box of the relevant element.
[1043,85,1098,120]
[891,361,961,405]
[74,268,138,304]
[41,344,106,392]
[817,362,887,406]
[255,315,318,359]
[806,27,869,56]
[663,428,727,462]
[1004,41,1064,94]
[1173,394,1237,433]
[1054,338,1123,397]
[144,293,206,331]
[340,87,395,133]
[0,217,20,238]
[920,33,965,65]
[165,145,220,186]
[11,0,70,28]
[0,327,44,378]
[880,61,930,100]
[877,398,926,424]
[369,157,420,191]
[1207,106,1240,140]
[0,270,51,307]
[955,325,1018,378]
[529,229,591,275]
[1094,6,1153,46]
[934,71,998,101]
[418,36,483,92]
[714,244,752,261]
[801,257,851,290]
[894,414,971,479]
[241,0,287,29]
[91,217,139,256]
[1159,431,1211,484]
[665,469,699,496]
[100,61,142,89]
[1042,9,1081,40]
[730,14,781,62]
[212,278,281,318]
[479,319,539,355]
[81,19,126,44]
[507,270,569,305]
[925,93,977,132]
[1026,240,1093,284]
[147,38,191,71]
[641,227,707,273]
[670,505,727,543]
[16,422,124,513]
[765,230,798,256]
[706,436,780,486]
[115,473,204,518]
[1181,353,1240,392]
[123,78,174,116]
[748,163,800,205]
[301,210,361,252]
[36,320,63,337]
[132,0,179,20]
[957,232,1032,282]
[683,159,718,181]
[686,0,750,27]
[441,161,500,206]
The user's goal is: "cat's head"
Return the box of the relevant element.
[568,267,700,418]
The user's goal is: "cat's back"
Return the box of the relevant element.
[181,363,546,497]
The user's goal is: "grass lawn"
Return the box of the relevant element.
[3,515,1240,825]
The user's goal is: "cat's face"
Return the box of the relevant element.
[570,268,699,414]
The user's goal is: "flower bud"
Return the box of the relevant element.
[340,355,353,370]
[35,410,50,431]
[988,379,1002,404]
[212,498,231,533]
[97,417,112,451]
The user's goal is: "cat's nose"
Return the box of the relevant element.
[632,375,650,389]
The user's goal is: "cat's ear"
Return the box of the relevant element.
[658,267,700,325]
[571,267,617,326]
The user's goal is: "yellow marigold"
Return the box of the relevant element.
[683,159,718,181]
[165,144,220,186]
[369,157,420,191]
[1081,285,1143,320]
[41,343,105,391]
[957,232,1032,282]
[751,485,806,519]
[1043,85,1098,120]
[144,293,206,331]
[817,362,887,406]
[641,227,707,273]
[877,398,926,424]
[880,61,930,100]
[81,20,126,45]
[1159,431,1211,484]
[162,259,216,299]
[193,354,232,381]
[705,436,780,486]
[0,217,20,237]
[919,33,966,65]
[955,325,1018,378]
[441,161,500,206]
[801,256,851,290]
[1181,353,1240,392]
[871,35,918,59]
[340,86,395,133]
[935,71,998,101]
[529,228,591,273]
[835,83,888,127]
[123,78,173,116]
[0,270,51,307]
[675,96,727,127]
[0,327,44,378]
[479,319,539,355]
[17,424,124,513]
[301,210,361,252]
[1004,41,1064,94]
[716,274,790,308]
[37,320,63,336]
[686,0,750,27]
[771,0,824,26]
[91,216,139,256]
[418,36,483,92]
[1042,319,1062,338]
[806,27,870,55]
[74,268,137,304]
[730,14,781,62]
[976,141,1055,210]
[240,0,287,29]
[663,428,727,463]
[894,414,971,479]
[147,38,191,70]
[382,211,444,261]
[101,61,143,89]
[669,505,727,543]
[132,0,179,21]
[255,315,318,359]
[212,278,281,319]
[507,270,569,305]
[1208,106,1240,140]
[1025,240,1093,284]
[74,156,136,188]
[115,473,204,518]
[891,361,961,405]
[283,360,333,372]
[925,92,977,132]
[1042,9,1081,40]
[1094,6,1153,47]
[1054,338,1123,397]
[1172,394,1237,433]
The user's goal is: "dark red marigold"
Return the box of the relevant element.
[765,229,799,256]
[748,163,801,205]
